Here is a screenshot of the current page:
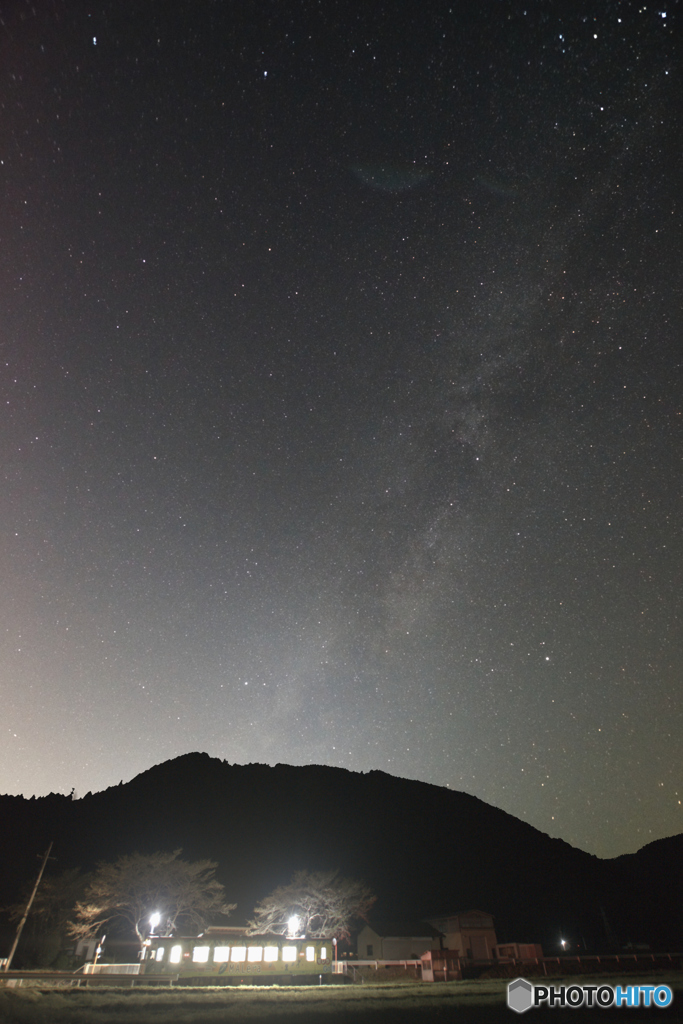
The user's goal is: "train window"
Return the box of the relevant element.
[231,946,246,962]
[170,945,182,964]
[282,945,297,962]
[155,947,165,962]
[213,946,230,962]
[264,946,279,962]
[193,946,210,963]
[305,946,315,962]
[319,947,327,961]
[247,946,263,962]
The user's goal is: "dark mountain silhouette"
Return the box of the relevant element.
[1,753,680,952]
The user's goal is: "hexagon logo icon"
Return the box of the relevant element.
[508,977,534,1013]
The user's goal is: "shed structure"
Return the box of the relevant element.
[494,942,544,959]
[356,922,442,960]
[425,910,497,959]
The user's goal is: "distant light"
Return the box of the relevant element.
[287,915,301,937]
[150,912,161,931]
[93,36,97,45]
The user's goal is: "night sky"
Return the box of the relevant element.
[1,0,681,859]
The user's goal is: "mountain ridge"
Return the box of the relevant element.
[1,753,681,952]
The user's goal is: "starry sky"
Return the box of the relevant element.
[1,0,681,859]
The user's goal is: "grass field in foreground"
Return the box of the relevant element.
[1,975,682,1024]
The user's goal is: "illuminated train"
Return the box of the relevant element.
[140,928,336,985]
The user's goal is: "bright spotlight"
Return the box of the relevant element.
[149,912,161,933]
[287,915,301,937]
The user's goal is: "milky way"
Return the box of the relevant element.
[1,1,681,857]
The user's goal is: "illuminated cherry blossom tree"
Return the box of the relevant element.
[69,849,235,949]
[246,870,375,941]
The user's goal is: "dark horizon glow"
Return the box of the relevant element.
[1,1,681,859]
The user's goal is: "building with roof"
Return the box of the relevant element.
[356,922,443,960]
[425,910,497,959]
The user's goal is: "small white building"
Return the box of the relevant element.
[425,910,497,959]
[356,922,443,960]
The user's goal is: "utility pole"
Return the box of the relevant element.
[3,841,54,972]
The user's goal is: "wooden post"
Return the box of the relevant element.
[3,842,54,972]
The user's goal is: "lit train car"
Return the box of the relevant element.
[141,930,335,985]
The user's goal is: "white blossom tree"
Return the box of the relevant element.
[246,870,375,942]
[68,849,235,949]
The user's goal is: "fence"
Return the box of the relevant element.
[82,963,140,975]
